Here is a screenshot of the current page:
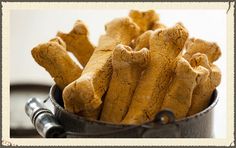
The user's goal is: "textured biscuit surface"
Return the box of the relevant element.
[100,44,150,123]
[183,38,221,63]
[57,20,95,67]
[129,10,159,33]
[161,57,209,119]
[31,37,82,90]
[63,17,140,119]
[187,53,221,116]
[122,23,189,124]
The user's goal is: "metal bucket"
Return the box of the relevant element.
[46,84,218,138]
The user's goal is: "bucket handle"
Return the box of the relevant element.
[25,97,179,138]
[25,97,66,138]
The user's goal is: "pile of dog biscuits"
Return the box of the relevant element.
[32,10,221,125]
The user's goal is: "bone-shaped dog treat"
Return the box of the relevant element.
[57,20,95,67]
[122,23,189,124]
[161,57,209,119]
[31,37,82,90]
[99,31,151,123]
[187,53,221,116]
[183,38,221,63]
[129,10,159,33]
[130,23,165,50]
[62,17,140,119]
[100,44,150,123]
[151,21,166,30]
[133,30,153,51]
[100,31,151,123]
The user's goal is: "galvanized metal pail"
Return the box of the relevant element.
[47,84,218,138]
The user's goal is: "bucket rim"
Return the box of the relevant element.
[49,84,219,126]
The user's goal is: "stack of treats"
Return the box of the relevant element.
[32,10,221,125]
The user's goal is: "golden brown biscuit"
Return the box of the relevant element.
[122,23,189,124]
[183,38,221,63]
[31,37,82,90]
[100,44,150,123]
[133,30,153,51]
[57,20,95,67]
[151,21,166,30]
[161,57,209,119]
[62,17,140,119]
[129,10,159,33]
[187,53,221,116]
